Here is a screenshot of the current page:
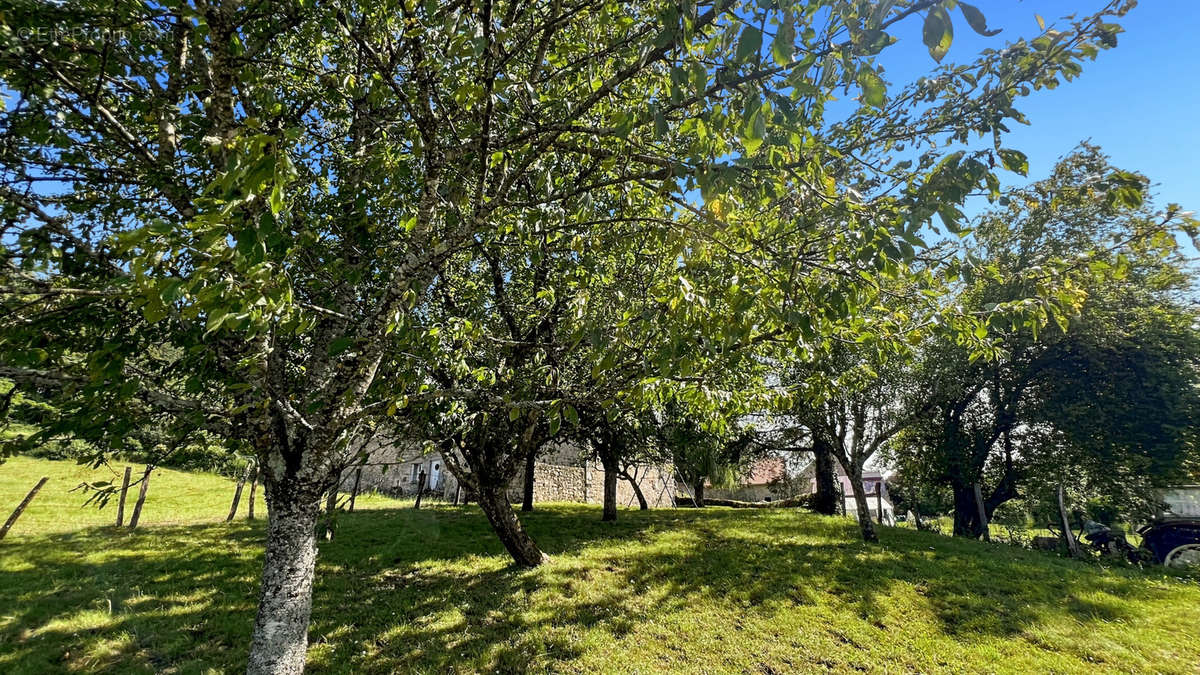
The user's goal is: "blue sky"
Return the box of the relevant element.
[877,1,1199,213]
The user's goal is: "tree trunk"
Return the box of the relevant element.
[951,483,982,538]
[322,483,337,541]
[622,470,649,510]
[845,464,878,542]
[600,453,619,522]
[413,471,426,509]
[475,484,548,566]
[875,483,884,525]
[348,468,361,512]
[521,451,536,512]
[128,465,153,529]
[693,480,705,507]
[246,487,321,675]
[227,468,248,522]
[812,441,838,515]
[115,466,132,526]
[247,468,258,520]
[973,483,990,542]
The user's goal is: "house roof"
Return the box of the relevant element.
[743,457,786,486]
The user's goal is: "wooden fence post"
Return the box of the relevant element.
[115,466,132,526]
[453,483,461,506]
[973,483,990,542]
[247,467,258,520]
[0,476,49,540]
[413,470,427,509]
[348,468,362,512]
[226,467,248,522]
[1057,484,1079,557]
[127,465,154,529]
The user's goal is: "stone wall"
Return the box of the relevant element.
[507,460,675,508]
[342,440,449,497]
[346,436,675,508]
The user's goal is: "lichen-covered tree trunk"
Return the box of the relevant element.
[475,484,548,566]
[247,481,322,675]
[846,464,878,543]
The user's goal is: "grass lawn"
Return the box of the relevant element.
[2,458,1199,673]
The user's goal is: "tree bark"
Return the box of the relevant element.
[128,465,153,529]
[845,464,878,542]
[115,466,132,526]
[227,468,248,522]
[693,480,705,507]
[413,470,426,509]
[973,483,990,542]
[600,452,619,522]
[812,441,838,515]
[475,484,548,566]
[348,468,361,512]
[322,483,337,541]
[951,483,982,538]
[875,483,884,525]
[521,451,536,512]
[246,486,321,675]
[247,468,258,520]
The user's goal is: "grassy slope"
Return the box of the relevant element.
[1,458,1198,674]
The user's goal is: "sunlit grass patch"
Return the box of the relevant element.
[2,457,1200,673]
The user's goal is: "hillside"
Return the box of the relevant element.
[1,458,1198,673]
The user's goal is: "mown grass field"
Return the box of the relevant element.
[2,457,1199,673]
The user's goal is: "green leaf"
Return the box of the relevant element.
[564,404,579,425]
[958,3,1001,37]
[922,8,953,63]
[549,412,561,436]
[143,298,168,324]
[328,336,354,356]
[998,149,1029,176]
[1035,13,1046,31]
[742,108,766,155]
[771,20,795,67]
[204,312,232,336]
[269,183,284,216]
[736,26,762,63]
[857,68,886,108]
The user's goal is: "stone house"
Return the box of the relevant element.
[704,456,789,502]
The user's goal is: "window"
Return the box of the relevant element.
[410,464,419,482]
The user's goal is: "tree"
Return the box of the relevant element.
[782,320,930,541]
[888,146,1200,537]
[0,1,1132,671]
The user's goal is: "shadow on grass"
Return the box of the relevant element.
[0,504,1192,673]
